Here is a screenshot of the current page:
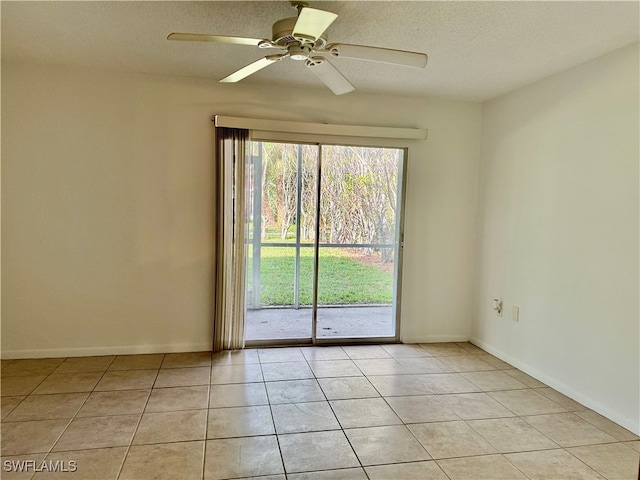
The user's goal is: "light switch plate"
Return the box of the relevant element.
[512,305,519,322]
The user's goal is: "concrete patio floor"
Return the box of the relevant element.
[245,305,395,341]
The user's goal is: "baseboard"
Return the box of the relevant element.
[401,334,470,344]
[470,336,640,436]
[1,342,213,359]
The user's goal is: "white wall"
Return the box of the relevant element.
[472,43,639,433]
[1,61,482,357]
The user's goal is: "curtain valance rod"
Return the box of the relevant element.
[213,115,427,140]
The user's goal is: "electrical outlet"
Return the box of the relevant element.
[512,305,520,322]
[493,298,503,316]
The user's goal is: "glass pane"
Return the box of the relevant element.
[260,246,296,306]
[245,142,317,341]
[298,245,315,306]
[299,146,318,246]
[316,145,403,339]
[261,143,298,243]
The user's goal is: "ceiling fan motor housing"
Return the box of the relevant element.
[288,44,312,60]
[271,17,327,48]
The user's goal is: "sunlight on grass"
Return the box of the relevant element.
[248,224,395,307]
[254,247,393,306]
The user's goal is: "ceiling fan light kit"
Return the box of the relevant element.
[167,2,428,95]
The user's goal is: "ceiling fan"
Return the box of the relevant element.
[167,2,428,95]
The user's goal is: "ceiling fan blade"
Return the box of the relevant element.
[167,33,266,46]
[305,57,354,96]
[220,54,287,83]
[292,7,338,41]
[327,43,428,68]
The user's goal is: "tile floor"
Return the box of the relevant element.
[1,343,638,480]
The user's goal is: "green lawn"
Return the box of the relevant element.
[249,247,393,306]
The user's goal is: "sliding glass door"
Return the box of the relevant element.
[315,145,403,339]
[244,140,405,344]
[245,142,318,340]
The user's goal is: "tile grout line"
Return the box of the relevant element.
[1,357,70,480]
[380,352,451,476]
[562,444,627,479]
[432,454,517,479]
[1,359,61,410]
[570,411,639,441]
[513,410,624,452]
[374,352,443,462]
[461,411,562,472]
[306,346,371,478]
[260,348,291,480]
[113,353,165,480]
[259,346,371,476]
[42,355,119,460]
[1,356,118,479]
[435,347,622,480]
[2,366,50,411]
[201,353,213,480]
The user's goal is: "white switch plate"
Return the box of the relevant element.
[512,305,520,322]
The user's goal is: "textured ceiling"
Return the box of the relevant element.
[2,1,638,101]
